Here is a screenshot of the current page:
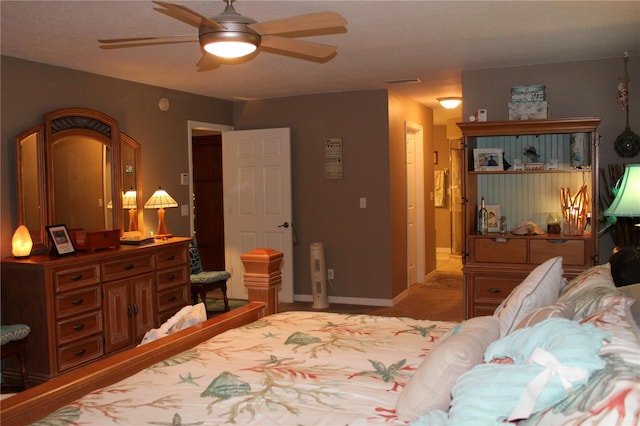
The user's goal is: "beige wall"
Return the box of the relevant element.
[234,90,433,300]
[1,56,233,256]
[387,92,434,297]
[433,125,451,250]
[462,56,640,263]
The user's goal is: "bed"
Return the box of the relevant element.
[1,249,639,425]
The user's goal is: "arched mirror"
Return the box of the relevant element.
[45,108,121,233]
[15,108,143,252]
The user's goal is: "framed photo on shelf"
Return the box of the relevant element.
[46,224,75,256]
[486,205,501,232]
[473,148,503,171]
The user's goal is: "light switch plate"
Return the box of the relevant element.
[180,173,189,185]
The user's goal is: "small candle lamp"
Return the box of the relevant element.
[560,185,589,236]
[12,225,33,258]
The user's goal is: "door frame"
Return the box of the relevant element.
[187,121,234,238]
[405,121,425,287]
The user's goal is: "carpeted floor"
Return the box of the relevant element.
[205,273,464,322]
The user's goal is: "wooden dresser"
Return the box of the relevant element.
[1,237,190,384]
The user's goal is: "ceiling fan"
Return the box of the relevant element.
[99,0,347,70]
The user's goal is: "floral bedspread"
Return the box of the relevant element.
[36,311,456,425]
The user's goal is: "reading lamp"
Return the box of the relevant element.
[11,224,33,258]
[144,187,178,239]
[604,164,640,223]
[122,189,138,232]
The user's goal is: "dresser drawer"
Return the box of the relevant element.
[57,335,103,372]
[55,286,101,318]
[53,263,100,292]
[102,253,155,281]
[56,310,103,344]
[157,285,190,314]
[157,266,188,291]
[530,239,586,266]
[474,238,527,264]
[155,245,188,269]
[474,276,521,304]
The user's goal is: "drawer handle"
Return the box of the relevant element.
[490,238,508,243]
[165,255,175,261]
[73,324,86,331]
[74,349,86,357]
[166,274,176,281]
[71,298,84,306]
[487,288,502,294]
[123,264,135,270]
[168,295,177,302]
[548,239,568,244]
[70,274,84,281]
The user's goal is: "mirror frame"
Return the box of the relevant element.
[15,108,143,252]
[120,132,143,235]
[15,125,48,252]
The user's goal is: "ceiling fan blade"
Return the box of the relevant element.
[152,0,223,29]
[99,35,194,44]
[260,35,337,59]
[196,54,221,72]
[99,39,197,49]
[248,12,346,35]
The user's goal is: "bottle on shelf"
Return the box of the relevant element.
[478,196,488,235]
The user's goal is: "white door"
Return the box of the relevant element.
[405,121,425,287]
[222,128,294,303]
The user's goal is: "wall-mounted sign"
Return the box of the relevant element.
[324,138,343,179]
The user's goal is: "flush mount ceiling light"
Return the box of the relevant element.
[438,97,463,109]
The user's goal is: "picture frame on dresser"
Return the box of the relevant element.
[46,224,75,256]
[486,205,501,232]
[473,148,503,171]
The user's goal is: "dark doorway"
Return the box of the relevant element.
[192,134,225,270]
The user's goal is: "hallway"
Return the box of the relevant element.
[436,251,462,275]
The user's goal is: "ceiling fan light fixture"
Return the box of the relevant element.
[437,97,463,109]
[204,40,257,58]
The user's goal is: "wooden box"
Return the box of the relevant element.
[70,229,121,252]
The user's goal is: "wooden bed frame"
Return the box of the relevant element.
[1,248,283,426]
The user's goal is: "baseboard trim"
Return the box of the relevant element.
[294,294,393,307]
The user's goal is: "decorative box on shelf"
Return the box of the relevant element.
[508,101,549,120]
[510,85,546,102]
[70,229,121,252]
[524,162,545,171]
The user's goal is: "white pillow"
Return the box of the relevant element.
[619,283,640,326]
[170,303,207,332]
[512,300,575,331]
[396,316,500,421]
[494,256,564,336]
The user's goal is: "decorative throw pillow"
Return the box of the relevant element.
[396,316,500,421]
[170,303,207,332]
[512,301,575,331]
[415,318,609,425]
[494,256,564,336]
[619,283,640,326]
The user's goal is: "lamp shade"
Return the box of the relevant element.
[604,164,640,217]
[122,189,138,210]
[144,188,178,209]
[12,224,33,258]
[204,40,258,58]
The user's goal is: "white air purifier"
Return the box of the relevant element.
[310,242,329,309]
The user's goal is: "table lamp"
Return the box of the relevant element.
[604,164,640,220]
[122,189,138,232]
[144,187,178,238]
[12,224,33,258]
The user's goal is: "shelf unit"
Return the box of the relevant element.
[458,117,601,319]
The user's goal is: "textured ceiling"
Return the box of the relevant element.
[2,1,638,124]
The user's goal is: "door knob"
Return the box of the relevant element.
[278,222,290,228]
